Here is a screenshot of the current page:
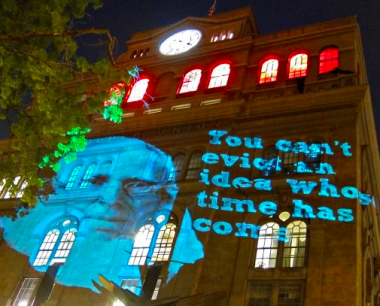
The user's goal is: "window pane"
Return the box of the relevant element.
[288,54,308,79]
[13,278,39,306]
[33,229,60,266]
[51,228,77,265]
[260,59,279,84]
[66,165,82,190]
[151,223,176,262]
[319,48,339,74]
[169,154,185,181]
[277,284,302,306]
[80,164,96,188]
[179,69,202,93]
[208,64,230,88]
[247,283,272,306]
[282,221,307,268]
[127,79,149,102]
[255,223,279,268]
[128,225,155,266]
[185,152,202,180]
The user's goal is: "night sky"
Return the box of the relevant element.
[83,0,380,144]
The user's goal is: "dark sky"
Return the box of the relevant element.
[83,0,380,143]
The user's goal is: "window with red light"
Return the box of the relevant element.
[208,63,230,88]
[127,78,149,102]
[179,69,202,93]
[259,58,279,84]
[319,48,339,74]
[288,53,308,79]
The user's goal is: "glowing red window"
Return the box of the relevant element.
[127,78,149,102]
[179,69,202,93]
[208,64,230,88]
[260,59,279,84]
[288,53,308,79]
[319,48,339,74]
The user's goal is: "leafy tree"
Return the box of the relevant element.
[0,0,127,205]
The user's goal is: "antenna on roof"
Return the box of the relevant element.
[208,0,217,16]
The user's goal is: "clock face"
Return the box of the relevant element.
[159,29,202,56]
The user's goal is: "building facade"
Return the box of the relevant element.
[1,7,380,306]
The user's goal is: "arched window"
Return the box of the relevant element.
[128,213,177,266]
[65,165,82,190]
[151,223,176,262]
[79,163,96,188]
[283,151,299,174]
[259,58,279,84]
[169,154,185,181]
[98,160,112,175]
[319,47,339,74]
[178,69,202,94]
[288,53,308,79]
[208,63,230,88]
[33,218,78,267]
[262,146,278,176]
[282,221,307,267]
[128,224,155,266]
[127,78,150,102]
[185,151,203,180]
[255,222,279,268]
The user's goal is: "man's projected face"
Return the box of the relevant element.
[0,137,203,292]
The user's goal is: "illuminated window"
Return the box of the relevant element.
[227,30,234,39]
[128,224,155,266]
[247,283,302,306]
[121,279,139,293]
[151,223,176,262]
[288,53,308,79]
[128,214,177,266]
[262,146,278,176]
[255,222,279,268]
[319,47,339,74]
[1,176,27,199]
[208,63,230,88]
[65,165,82,190]
[185,151,203,180]
[151,278,162,300]
[220,31,227,40]
[179,69,202,93]
[33,218,78,267]
[13,278,39,306]
[282,151,299,174]
[79,163,96,188]
[211,33,219,42]
[169,154,185,181]
[260,58,279,84]
[127,78,149,102]
[283,221,307,268]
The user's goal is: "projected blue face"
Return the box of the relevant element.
[0,137,204,293]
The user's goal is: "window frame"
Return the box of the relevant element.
[33,218,79,267]
[319,47,339,74]
[126,77,150,103]
[287,52,309,79]
[253,220,308,269]
[177,68,203,94]
[12,277,40,306]
[259,56,280,84]
[207,62,231,89]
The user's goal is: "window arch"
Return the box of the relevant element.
[178,69,202,94]
[319,47,339,74]
[288,53,308,79]
[208,63,230,88]
[255,222,279,268]
[128,213,177,266]
[127,78,150,102]
[259,58,279,84]
[65,165,82,190]
[169,154,185,181]
[282,221,307,267]
[33,218,79,267]
[98,160,112,175]
[79,163,96,188]
[185,151,203,180]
